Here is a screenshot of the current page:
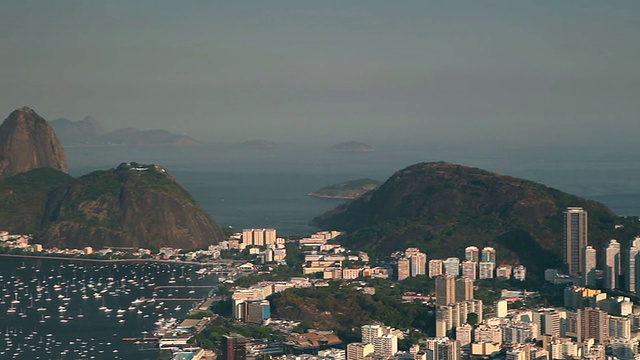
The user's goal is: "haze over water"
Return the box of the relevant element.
[65,144,640,236]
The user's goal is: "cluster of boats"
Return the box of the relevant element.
[0,259,218,359]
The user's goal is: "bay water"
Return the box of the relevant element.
[1,142,638,358]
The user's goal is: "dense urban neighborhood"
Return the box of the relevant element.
[3,206,640,360]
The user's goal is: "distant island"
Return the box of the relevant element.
[308,178,382,199]
[49,116,200,146]
[329,141,374,152]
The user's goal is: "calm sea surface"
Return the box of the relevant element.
[65,143,640,235]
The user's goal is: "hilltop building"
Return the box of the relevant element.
[465,246,479,263]
[429,260,443,278]
[481,247,496,263]
[443,258,460,277]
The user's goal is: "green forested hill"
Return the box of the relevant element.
[312,162,640,274]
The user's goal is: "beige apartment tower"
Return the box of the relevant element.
[436,274,456,306]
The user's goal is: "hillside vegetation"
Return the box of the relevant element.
[38,162,224,249]
[312,162,640,275]
[0,168,73,233]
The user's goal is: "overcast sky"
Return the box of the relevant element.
[1,1,638,146]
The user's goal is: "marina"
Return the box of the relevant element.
[0,257,220,359]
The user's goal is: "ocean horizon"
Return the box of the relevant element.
[64,143,640,237]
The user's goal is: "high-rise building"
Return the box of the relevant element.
[563,207,588,276]
[474,324,502,344]
[409,252,427,277]
[481,247,496,263]
[496,265,513,280]
[244,300,270,325]
[578,307,609,344]
[610,338,640,360]
[253,229,265,246]
[503,323,538,344]
[456,324,473,347]
[435,339,460,360]
[478,262,495,279]
[443,258,460,277]
[496,299,508,318]
[533,309,561,337]
[436,275,456,306]
[513,265,526,281]
[373,334,398,356]
[436,300,483,336]
[506,344,531,360]
[610,315,632,339]
[582,246,597,287]
[455,278,474,302]
[429,260,443,278]
[241,229,254,248]
[461,260,477,280]
[397,258,411,281]
[222,334,247,360]
[465,246,479,263]
[361,324,385,344]
[604,239,621,290]
[346,343,374,360]
[627,237,640,293]
[264,228,277,245]
[424,337,461,360]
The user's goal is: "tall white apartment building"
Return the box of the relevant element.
[583,246,597,287]
[443,258,460,277]
[429,260,443,278]
[481,247,496,263]
[373,334,398,356]
[264,228,277,245]
[604,239,621,290]
[461,260,477,280]
[628,237,640,293]
[465,246,479,263]
[478,262,495,279]
[361,324,384,344]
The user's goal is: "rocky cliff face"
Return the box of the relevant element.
[0,107,68,177]
[38,162,225,250]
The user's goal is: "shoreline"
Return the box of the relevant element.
[0,253,209,266]
[307,193,356,200]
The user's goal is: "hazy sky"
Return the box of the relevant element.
[1,1,638,146]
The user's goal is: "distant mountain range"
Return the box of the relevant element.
[49,116,200,146]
